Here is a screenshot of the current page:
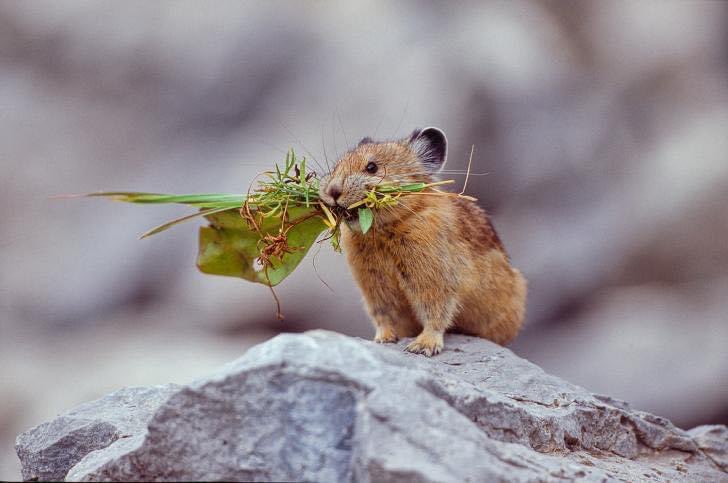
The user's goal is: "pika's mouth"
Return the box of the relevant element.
[330,205,358,222]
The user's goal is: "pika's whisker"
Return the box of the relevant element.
[278,120,326,174]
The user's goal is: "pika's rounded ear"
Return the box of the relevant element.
[409,127,448,173]
[358,136,374,146]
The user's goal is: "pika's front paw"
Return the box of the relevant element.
[404,333,443,357]
[374,326,399,344]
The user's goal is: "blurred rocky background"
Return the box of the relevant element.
[1,1,727,478]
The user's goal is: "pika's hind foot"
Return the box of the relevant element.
[404,331,443,357]
[374,326,398,343]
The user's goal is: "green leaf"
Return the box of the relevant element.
[377,182,426,193]
[398,182,427,191]
[197,207,328,286]
[330,229,342,252]
[358,207,374,234]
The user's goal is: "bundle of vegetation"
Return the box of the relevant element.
[82,150,475,317]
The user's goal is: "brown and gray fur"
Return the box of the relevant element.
[319,127,526,356]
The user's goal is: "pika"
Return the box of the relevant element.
[319,127,527,356]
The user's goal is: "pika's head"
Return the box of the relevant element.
[318,127,448,217]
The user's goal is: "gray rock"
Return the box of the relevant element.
[688,425,728,472]
[15,384,180,482]
[16,331,727,482]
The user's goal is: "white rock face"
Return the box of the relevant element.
[16,331,727,482]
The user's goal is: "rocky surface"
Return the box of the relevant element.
[16,331,728,482]
[15,385,180,482]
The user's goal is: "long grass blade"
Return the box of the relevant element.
[140,206,238,239]
[84,192,245,208]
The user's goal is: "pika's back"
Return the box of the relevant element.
[452,196,506,255]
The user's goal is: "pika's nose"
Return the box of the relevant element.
[327,184,343,204]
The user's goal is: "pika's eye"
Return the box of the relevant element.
[365,161,378,174]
